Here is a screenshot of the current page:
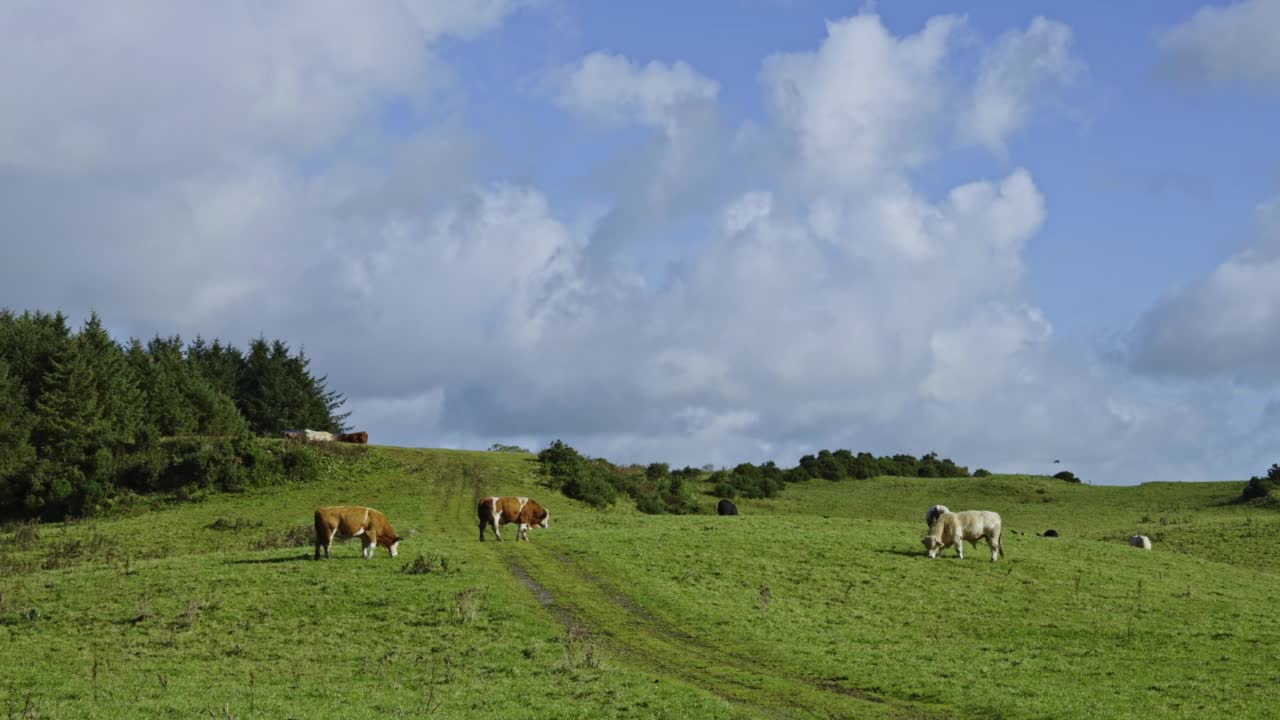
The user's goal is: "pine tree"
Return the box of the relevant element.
[135,336,201,436]
[0,309,73,411]
[0,359,37,510]
[31,346,104,465]
[77,313,147,450]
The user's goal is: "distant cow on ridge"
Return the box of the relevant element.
[1129,535,1152,550]
[314,506,402,560]
[717,499,739,516]
[336,431,369,444]
[478,496,549,542]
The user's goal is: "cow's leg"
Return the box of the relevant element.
[519,523,530,541]
[325,529,337,559]
[492,511,504,541]
[314,516,324,560]
[956,541,964,560]
[479,518,487,542]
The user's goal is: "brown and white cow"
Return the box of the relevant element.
[478,496,549,542]
[314,506,402,560]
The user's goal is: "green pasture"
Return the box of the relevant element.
[2,448,1277,719]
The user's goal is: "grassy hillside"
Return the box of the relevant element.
[2,447,1277,719]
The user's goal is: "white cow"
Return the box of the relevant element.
[926,504,950,529]
[1129,535,1152,550]
[922,510,1004,562]
[304,429,335,442]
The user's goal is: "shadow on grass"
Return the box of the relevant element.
[879,548,927,558]
[225,554,316,565]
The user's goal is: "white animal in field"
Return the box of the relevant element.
[926,504,950,529]
[1129,535,1152,550]
[922,510,1005,561]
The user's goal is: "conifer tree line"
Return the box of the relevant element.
[0,309,349,519]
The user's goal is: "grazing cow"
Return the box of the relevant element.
[336,431,369,444]
[717,499,739,516]
[1129,535,1152,550]
[478,496,549,542]
[1041,529,1059,537]
[926,504,950,529]
[304,429,335,442]
[922,510,1004,561]
[314,506,402,560]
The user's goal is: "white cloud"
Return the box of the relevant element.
[0,0,532,177]
[760,13,960,188]
[1131,200,1280,381]
[558,52,719,132]
[555,51,726,272]
[1159,0,1280,91]
[961,17,1083,155]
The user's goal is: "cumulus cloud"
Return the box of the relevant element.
[761,14,959,188]
[1158,0,1280,91]
[0,1,535,178]
[1131,200,1280,381]
[554,52,726,272]
[558,52,719,132]
[961,17,1083,155]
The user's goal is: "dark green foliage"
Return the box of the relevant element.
[539,440,980,511]
[791,449,969,481]
[0,359,37,511]
[236,338,346,436]
[538,441,695,513]
[973,468,992,477]
[0,308,349,520]
[706,462,783,499]
[1241,464,1279,504]
[1053,471,1082,484]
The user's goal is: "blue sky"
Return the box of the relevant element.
[2,0,1279,483]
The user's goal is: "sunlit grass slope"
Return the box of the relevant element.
[2,447,1277,719]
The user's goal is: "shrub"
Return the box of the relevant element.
[1053,471,1082,484]
[973,468,992,477]
[1241,464,1279,504]
[634,494,667,515]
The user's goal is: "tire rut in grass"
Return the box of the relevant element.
[503,556,580,630]
[544,549,950,719]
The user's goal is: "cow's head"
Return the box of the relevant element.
[384,534,402,558]
[535,508,549,529]
[921,536,943,558]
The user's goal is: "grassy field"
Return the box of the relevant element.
[2,447,1278,719]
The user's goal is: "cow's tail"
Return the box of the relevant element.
[996,524,1005,560]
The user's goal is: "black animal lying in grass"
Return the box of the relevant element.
[717,499,739,516]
